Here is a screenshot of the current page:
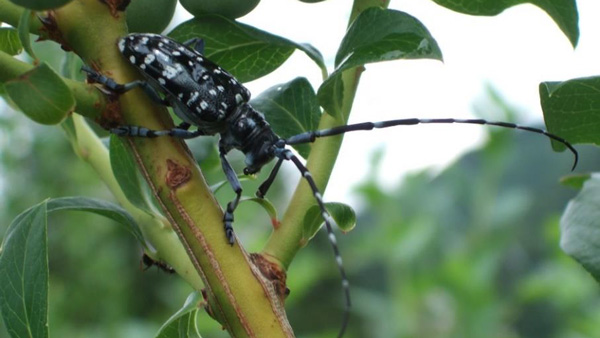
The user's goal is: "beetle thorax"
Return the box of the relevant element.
[220,103,279,174]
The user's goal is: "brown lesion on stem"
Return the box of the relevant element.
[166,159,192,189]
[250,253,289,301]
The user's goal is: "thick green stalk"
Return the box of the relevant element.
[263,0,390,268]
[0,0,293,336]
[69,115,204,290]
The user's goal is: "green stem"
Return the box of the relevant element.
[49,1,292,336]
[263,0,390,267]
[69,115,204,290]
[0,0,43,33]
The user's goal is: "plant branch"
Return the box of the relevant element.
[47,1,292,336]
[263,0,390,268]
[68,115,205,290]
[0,0,44,34]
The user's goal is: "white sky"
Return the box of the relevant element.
[223,0,600,206]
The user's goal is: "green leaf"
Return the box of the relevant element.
[8,0,73,10]
[155,291,203,338]
[560,175,600,282]
[250,77,321,158]
[18,9,36,60]
[539,77,600,149]
[240,197,279,228]
[560,173,592,189]
[109,135,155,214]
[46,197,146,248]
[0,202,49,338]
[431,0,579,47]
[0,27,22,55]
[5,62,74,125]
[318,8,443,117]
[302,202,357,245]
[168,15,326,82]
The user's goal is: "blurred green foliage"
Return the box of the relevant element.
[2,76,600,337]
[1,5,598,338]
[283,121,600,338]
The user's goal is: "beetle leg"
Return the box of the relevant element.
[218,141,243,245]
[81,65,170,106]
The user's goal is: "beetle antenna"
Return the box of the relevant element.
[277,148,351,338]
[285,118,578,171]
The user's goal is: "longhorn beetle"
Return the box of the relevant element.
[83,33,578,337]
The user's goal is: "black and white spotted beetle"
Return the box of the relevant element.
[83,33,578,337]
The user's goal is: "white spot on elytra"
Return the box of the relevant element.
[144,53,155,65]
[209,89,217,96]
[172,51,181,56]
[162,65,178,79]
[118,39,126,51]
[129,55,136,64]
[140,64,146,70]
[217,85,225,92]
[214,68,222,74]
[178,93,184,99]
[202,74,210,80]
[200,100,209,110]
[158,78,166,85]
[187,92,199,106]
[196,57,203,62]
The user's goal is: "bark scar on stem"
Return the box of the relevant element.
[166,159,191,189]
[250,253,289,302]
[38,11,72,52]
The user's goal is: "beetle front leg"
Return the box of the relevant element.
[218,142,243,245]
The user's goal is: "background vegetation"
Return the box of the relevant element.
[1,0,599,337]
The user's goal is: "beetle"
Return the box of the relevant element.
[82,33,578,337]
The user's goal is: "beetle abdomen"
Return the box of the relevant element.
[118,33,251,125]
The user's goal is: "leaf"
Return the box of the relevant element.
[4,62,74,125]
[155,291,203,338]
[109,135,155,214]
[302,202,357,244]
[431,0,579,47]
[560,173,592,190]
[18,9,36,60]
[0,202,49,338]
[318,8,443,117]
[250,77,321,158]
[167,15,326,82]
[240,197,279,228]
[8,0,73,10]
[46,197,146,248]
[560,175,600,282]
[0,27,22,55]
[539,77,600,149]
